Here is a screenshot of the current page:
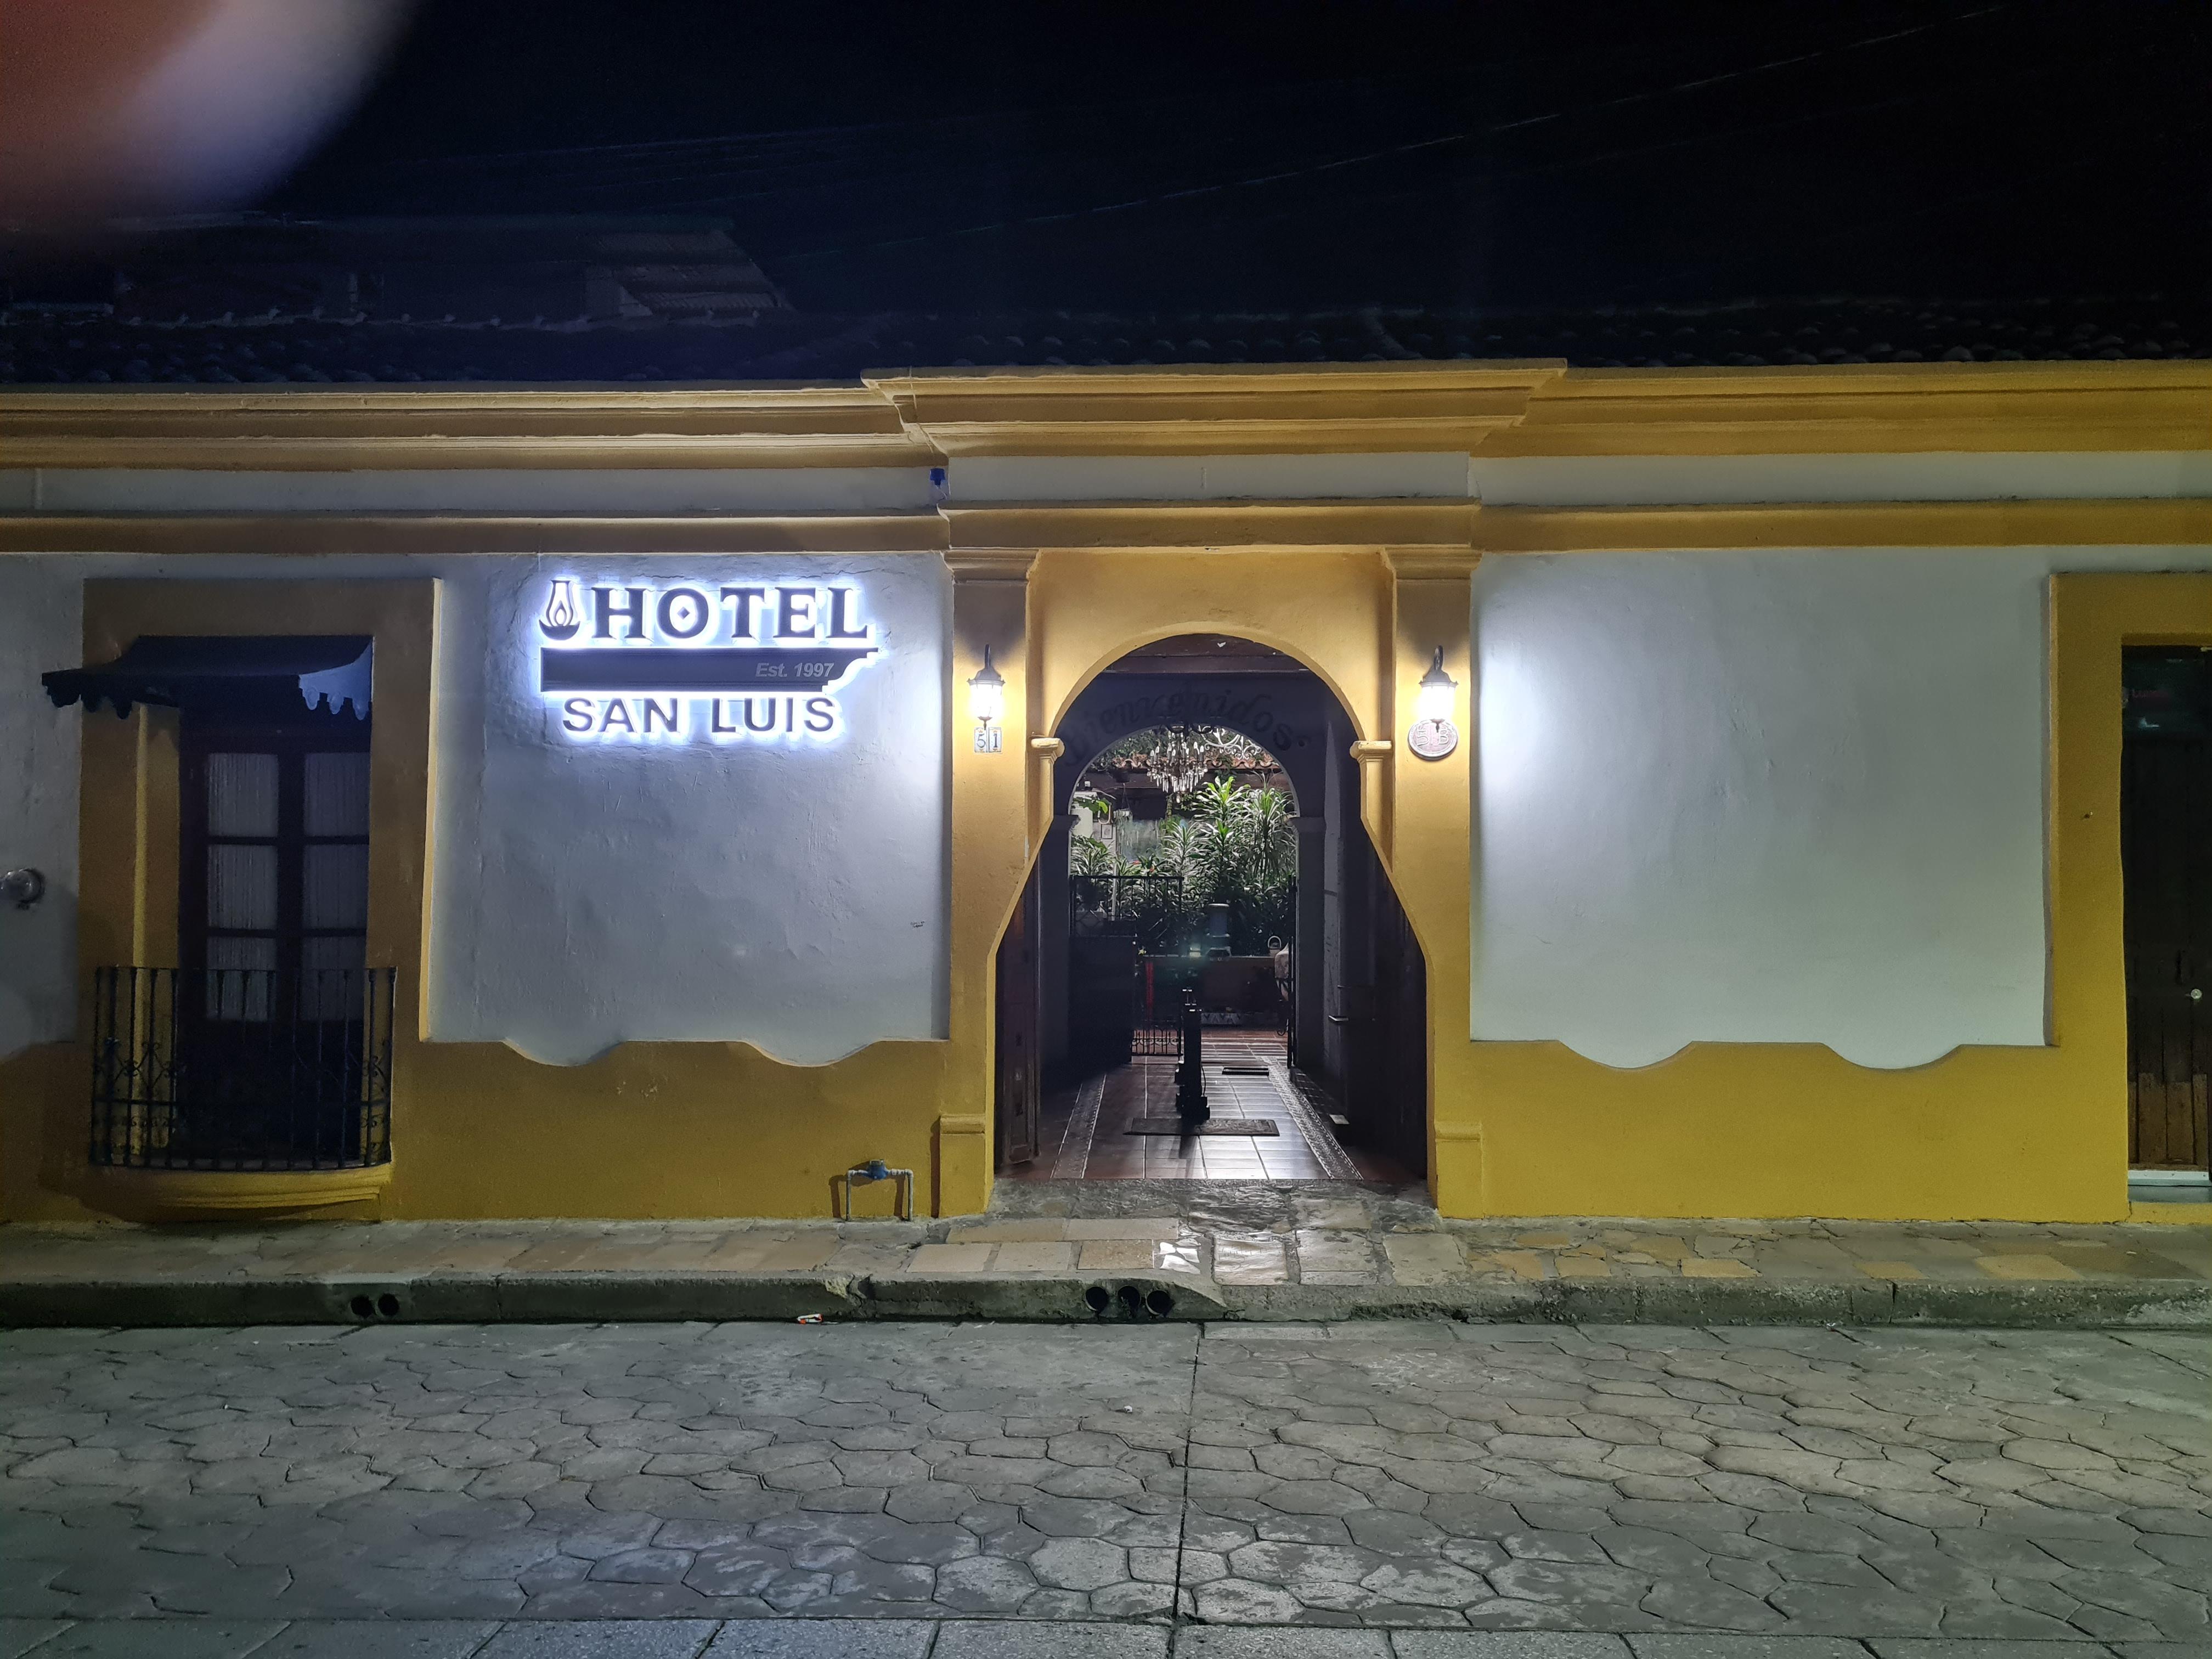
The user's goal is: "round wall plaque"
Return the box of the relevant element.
[1407,717,1458,760]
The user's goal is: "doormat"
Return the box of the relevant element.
[1126,1118,1279,1136]
[1218,1065,1270,1075]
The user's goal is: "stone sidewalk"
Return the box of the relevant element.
[3,1182,2207,1329]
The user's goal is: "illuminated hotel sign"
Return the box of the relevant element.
[536,578,878,743]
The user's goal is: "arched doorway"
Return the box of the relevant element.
[1064,722,1295,1073]
[994,634,1427,1185]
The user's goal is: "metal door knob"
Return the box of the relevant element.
[1,868,43,911]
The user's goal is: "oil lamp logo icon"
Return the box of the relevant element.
[538,580,581,641]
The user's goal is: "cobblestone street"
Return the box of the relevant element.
[1,1321,2207,1656]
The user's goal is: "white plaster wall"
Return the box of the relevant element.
[9,455,1469,513]
[0,550,949,1069]
[430,554,949,1064]
[1468,452,2212,506]
[13,522,2212,1076]
[948,453,1471,501]
[7,468,936,514]
[0,560,80,1058]
[1471,543,2212,1069]
[23,452,2203,516]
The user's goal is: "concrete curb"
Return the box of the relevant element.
[2,1267,2205,1328]
[1216,1275,2212,1328]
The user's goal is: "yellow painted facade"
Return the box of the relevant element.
[2,360,2209,1224]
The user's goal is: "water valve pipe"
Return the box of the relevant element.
[832,1159,915,1221]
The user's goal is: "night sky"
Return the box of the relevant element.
[237,2,2212,314]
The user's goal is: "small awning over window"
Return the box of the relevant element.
[43,636,373,720]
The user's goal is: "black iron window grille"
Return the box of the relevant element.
[90,966,394,1171]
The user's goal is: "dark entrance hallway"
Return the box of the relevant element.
[1006,1030,1407,1181]
[994,634,1426,1186]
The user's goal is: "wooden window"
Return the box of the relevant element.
[180,699,371,1018]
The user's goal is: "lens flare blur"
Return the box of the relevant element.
[0,0,411,229]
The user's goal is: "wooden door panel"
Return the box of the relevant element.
[2121,658,2212,1171]
[1338,820,1427,1176]
[996,865,1042,1169]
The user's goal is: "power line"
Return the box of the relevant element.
[765,5,2013,265]
[362,3,2009,241]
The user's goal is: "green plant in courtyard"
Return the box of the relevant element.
[1073,726,1297,953]
[1069,833,1114,876]
[1103,777,1295,953]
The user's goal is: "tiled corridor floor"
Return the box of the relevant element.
[1006,1031,1414,1184]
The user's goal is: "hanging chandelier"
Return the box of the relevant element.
[1147,726,1212,796]
[1094,723,1269,800]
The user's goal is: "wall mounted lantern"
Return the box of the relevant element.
[968,646,1006,753]
[1407,647,1459,760]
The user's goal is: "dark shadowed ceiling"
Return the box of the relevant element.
[270,1,2208,314]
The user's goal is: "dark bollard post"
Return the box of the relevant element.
[1175,991,1209,1124]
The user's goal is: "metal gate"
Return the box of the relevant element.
[1070,874,1185,1063]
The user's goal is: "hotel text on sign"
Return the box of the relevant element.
[535,577,879,744]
